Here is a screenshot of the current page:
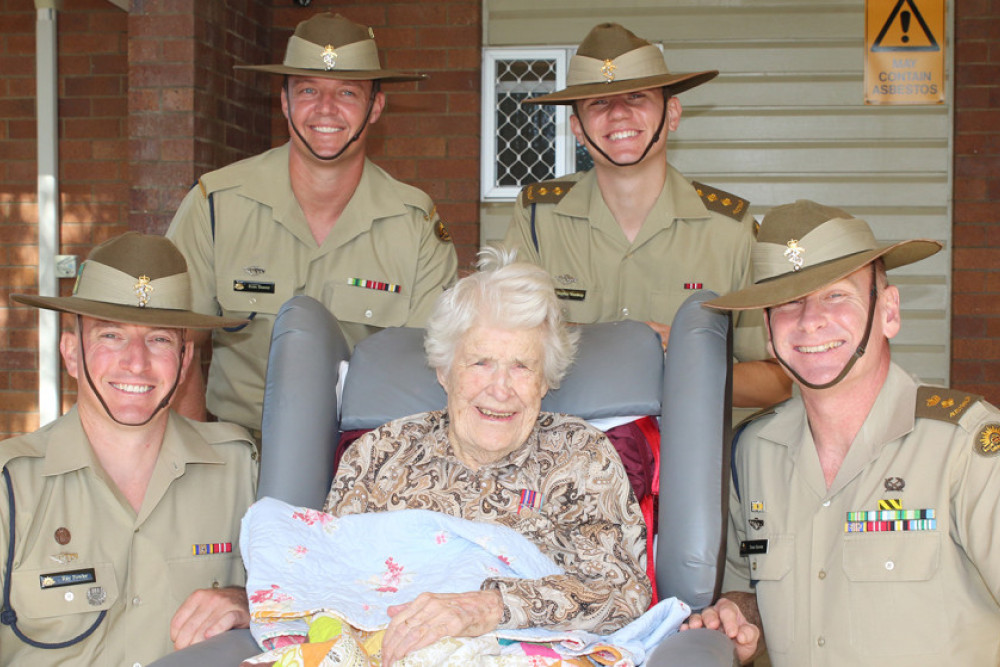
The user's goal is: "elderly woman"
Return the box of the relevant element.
[321,247,651,665]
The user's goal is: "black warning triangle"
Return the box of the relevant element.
[872,0,940,52]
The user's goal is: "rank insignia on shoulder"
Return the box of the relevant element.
[434,219,452,243]
[520,181,576,206]
[916,386,982,424]
[975,423,1000,457]
[691,181,749,221]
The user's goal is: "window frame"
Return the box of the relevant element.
[480,46,575,201]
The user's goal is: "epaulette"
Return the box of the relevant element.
[735,405,777,431]
[692,181,749,221]
[520,180,576,206]
[915,386,982,425]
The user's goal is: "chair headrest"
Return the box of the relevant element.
[339,320,664,431]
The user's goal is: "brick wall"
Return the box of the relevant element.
[1,1,129,438]
[951,1,1000,403]
[129,0,272,235]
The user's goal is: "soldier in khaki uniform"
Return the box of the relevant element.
[684,201,1000,665]
[167,13,459,432]
[2,233,259,666]
[504,22,789,409]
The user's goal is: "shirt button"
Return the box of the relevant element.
[817,636,826,647]
[133,663,142,667]
[249,297,257,305]
[132,596,142,606]
[364,309,373,319]
[822,499,831,507]
[621,307,629,317]
[64,591,74,602]
[818,569,826,580]
[885,560,895,571]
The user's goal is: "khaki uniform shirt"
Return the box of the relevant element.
[167,144,459,430]
[324,410,650,635]
[723,363,1000,666]
[502,166,767,365]
[0,409,258,667]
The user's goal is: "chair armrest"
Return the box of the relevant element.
[656,291,733,610]
[146,629,260,667]
[644,628,738,667]
[261,295,350,507]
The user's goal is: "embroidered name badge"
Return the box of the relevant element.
[233,280,275,293]
[193,542,233,556]
[39,568,96,589]
[739,539,768,556]
[517,489,544,515]
[348,278,402,294]
[554,288,586,301]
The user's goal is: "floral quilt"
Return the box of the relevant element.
[240,497,690,666]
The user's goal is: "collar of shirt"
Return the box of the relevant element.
[757,362,918,495]
[553,165,712,245]
[419,410,542,474]
[234,145,410,252]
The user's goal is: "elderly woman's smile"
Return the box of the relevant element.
[437,324,549,469]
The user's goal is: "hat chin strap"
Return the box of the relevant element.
[77,316,186,427]
[284,78,380,162]
[576,87,668,168]
[767,264,879,391]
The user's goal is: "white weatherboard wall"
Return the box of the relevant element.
[481,0,953,385]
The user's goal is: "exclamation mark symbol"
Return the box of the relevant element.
[900,9,911,43]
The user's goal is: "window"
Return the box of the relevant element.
[481,47,593,200]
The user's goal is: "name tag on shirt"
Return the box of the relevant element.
[739,539,768,556]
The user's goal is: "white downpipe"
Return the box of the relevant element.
[36,3,61,425]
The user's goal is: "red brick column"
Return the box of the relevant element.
[129,0,272,235]
[951,2,1000,404]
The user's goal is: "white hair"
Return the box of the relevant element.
[424,246,579,389]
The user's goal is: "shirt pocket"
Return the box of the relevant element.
[748,534,794,654]
[12,562,118,620]
[556,289,602,324]
[217,271,296,318]
[327,281,412,328]
[842,532,945,655]
[167,553,245,607]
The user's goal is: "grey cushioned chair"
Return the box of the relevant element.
[151,292,736,666]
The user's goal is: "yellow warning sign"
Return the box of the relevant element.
[865,0,945,105]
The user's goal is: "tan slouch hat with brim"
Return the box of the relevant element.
[237,12,425,83]
[704,200,942,312]
[13,232,248,330]
[523,22,717,105]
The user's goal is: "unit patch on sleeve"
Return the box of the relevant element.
[975,423,1000,458]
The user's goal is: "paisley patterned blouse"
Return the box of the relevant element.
[323,410,651,634]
